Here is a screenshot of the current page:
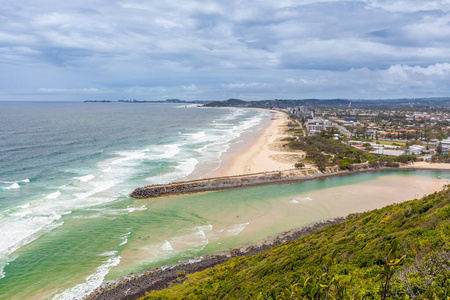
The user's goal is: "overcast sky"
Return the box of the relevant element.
[2,0,450,101]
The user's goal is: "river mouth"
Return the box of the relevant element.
[108,169,450,278]
[2,169,449,299]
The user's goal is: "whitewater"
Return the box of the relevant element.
[0,101,270,299]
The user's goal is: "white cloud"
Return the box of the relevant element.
[182,84,198,91]
[0,32,36,44]
[1,0,450,100]
[37,88,111,94]
[34,12,74,27]
[123,86,167,95]
[380,63,450,84]
[223,82,271,89]
[403,15,450,44]
[367,0,450,13]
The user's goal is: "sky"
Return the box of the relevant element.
[2,0,450,101]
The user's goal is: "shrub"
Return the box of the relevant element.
[294,162,305,169]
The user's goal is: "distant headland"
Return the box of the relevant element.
[84,99,210,104]
[84,97,450,108]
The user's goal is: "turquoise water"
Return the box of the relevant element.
[0,102,449,299]
[0,102,270,299]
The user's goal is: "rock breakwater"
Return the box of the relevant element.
[130,166,342,198]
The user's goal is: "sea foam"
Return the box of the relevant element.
[46,191,61,199]
[227,222,250,237]
[52,255,121,300]
[290,197,313,203]
[110,150,146,165]
[99,251,118,257]
[161,241,174,251]
[0,219,64,269]
[0,255,18,279]
[75,174,95,182]
[194,224,213,231]
[298,196,313,202]
[119,231,131,246]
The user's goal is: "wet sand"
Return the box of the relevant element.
[239,173,448,239]
[216,109,306,177]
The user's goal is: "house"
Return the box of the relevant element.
[436,138,450,151]
[408,145,426,155]
[306,118,333,133]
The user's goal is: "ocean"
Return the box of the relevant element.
[0,101,449,299]
[0,101,270,299]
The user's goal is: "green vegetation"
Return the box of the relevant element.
[286,121,305,136]
[431,142,450,163]
[284,132,418,171]
[294,162,305,169]
[142,187,450,299]
[204,99,247,107]
[432,155,450,163]
[286,132,368,171]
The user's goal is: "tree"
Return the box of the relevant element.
[294,162,305,169]
[436,141,443,156]
[436,131,447,141]
[404,141,410,155]
[362,143,372,153]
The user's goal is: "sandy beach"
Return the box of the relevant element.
[216,109,305,177]
[192,107,450,182]
[213,109,450,177]
[401,161,450,170]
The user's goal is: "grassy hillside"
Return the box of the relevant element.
[141,186,450,299]
[204,99,247,107]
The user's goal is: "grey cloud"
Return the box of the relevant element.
[1,0,450,100]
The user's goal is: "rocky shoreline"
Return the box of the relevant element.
[85,217,345,300]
